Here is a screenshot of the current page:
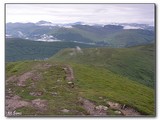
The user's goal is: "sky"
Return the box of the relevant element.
[6,4,155,25]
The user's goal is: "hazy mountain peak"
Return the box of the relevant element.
[36,20,52,24]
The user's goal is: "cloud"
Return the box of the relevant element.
[6,4,155,25]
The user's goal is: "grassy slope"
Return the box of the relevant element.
[50,44,155,88]
[6,61,87,115]
[71,63,154,115]
[6,44,155,115]
[6,60,155,115]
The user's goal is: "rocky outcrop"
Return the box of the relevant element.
[107,101,140,116]
[63,65,74,81]
[63,65,75,88]
[79,97,107,116]
[5,95,48,116]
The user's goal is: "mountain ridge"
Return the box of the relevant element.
[50,44,155,88]
[6,21,155,47]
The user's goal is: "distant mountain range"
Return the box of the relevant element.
[5,21,155,116]
[6,21,155,47]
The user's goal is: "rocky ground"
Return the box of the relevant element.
[5,62,141,116]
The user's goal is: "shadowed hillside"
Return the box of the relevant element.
[5,38,98,62]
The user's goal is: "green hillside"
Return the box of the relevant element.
[6,60,155,116]
[5,42,155,116]
[51,26,154,47]
[50,44,155,88]
[6,61,87,115]
[5,38,98,62]
[72,63,154,115]
[104,30,154,47]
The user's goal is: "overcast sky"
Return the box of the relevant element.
[6,4,155,25]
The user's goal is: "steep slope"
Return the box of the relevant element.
[6,60,154,116]
[50,44,155,88]
[72,63,154,115]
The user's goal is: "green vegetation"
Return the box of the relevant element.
[6,38,98,62]
[6,60,155,115]
[6,44,155,116]
[51,26,154,47]
[6,60,36,77]
[6,22,155,116]
[104,29,154,47]
[71,63,154,115]
[6,61,87,115]
[50,44,155,88]
[7,23,155,48]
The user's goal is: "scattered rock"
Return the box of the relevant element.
[43,88,47,92]
[29,91,43,96]
[31,99,48,111]
[67,81,74,88]
[61,109,70,113]
[114,110,122,115]
[107,101,121,109]
[99,97,103,99]
[107,101,141,116]
[13,111,22,116]
[7,89,12,94]
[120,107,140,116]
[32,73,41,81]
[95,105,108,111]
[51,92,58,96]
[52,86,57,89]
[57,79,61,82]
[79,97,107,116]
[63,65,74,81]
[121,104,126,109]
[103,99,107,102]
[17,71,34,86]
[6,95,48,116]
[6,111,13,116]
[6,95,31,112]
